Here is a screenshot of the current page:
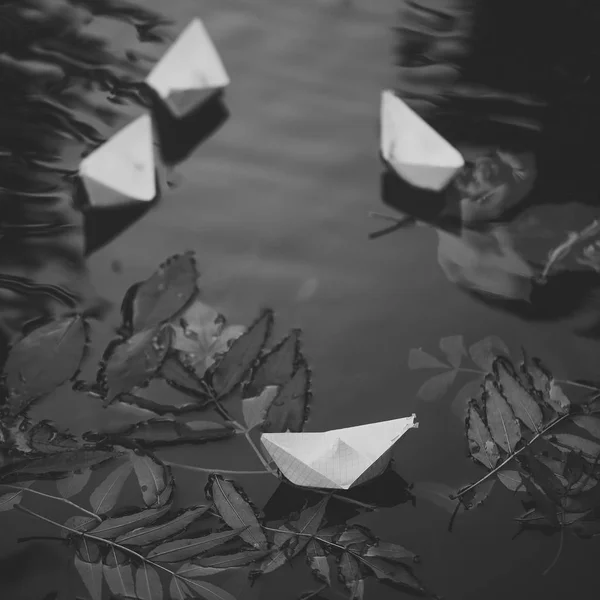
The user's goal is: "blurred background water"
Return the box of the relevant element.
[1,0,600,599]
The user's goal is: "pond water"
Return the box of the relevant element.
[1,1,600,599]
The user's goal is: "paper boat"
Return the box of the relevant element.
[380,90,464,191]
[79,114,156,207]
[260,415,418,489]
[146,18,230,118]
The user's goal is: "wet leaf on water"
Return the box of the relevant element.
[126,449,172,508]
[439,335,466,369]
[4,315,88,416]
[28,422,83,454]
[89,505,171,539]
[242,386,280,431]
[74,539,103,600]
[451,378,483,419]
[497,470,525,492]
[90,460,133,515]
[135,564,163,600]
[246,330,301,396]
[103,548,135,598]
[206,474,267,549]
[338,553,364,600]
[56,468,92,499]
[122,251,198,335]
[98,326,172,403]
[407,348,448,370]
[262,359,311,433]
[306,540,331,585]
[411,482,459,514]
[364,540,418,563]
[417,369,457,403]
[210,309,274,397]
[459,479,496,510]
[160,355,212,405]
[572,416,600,440]
[168,576,237,600]
[336,525,374,549]
[548,434,600,462]
[358,555,427,595]
[116,505,209,546]
[493,357,543,432]
[147,527,247,563]
[466,402,500,469]
[468,336,509,371]
[110,418,235,448]
[188,549,271,573]
[484,379,521,453]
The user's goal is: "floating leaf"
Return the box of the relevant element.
[160,355,212,405]
[364,541,418,563]
[111,419,235,448]
[246,330,301,395]
[306,540,331,585]
[242,386,280,431]
[412,482,459,514]
[185,549,271,575]
[359,555,426,595]
[417,369,457,403]
[74,540,103,600]
[497,470,525,492]
[210,310,273,397]
[122,251,198,334]
[460,479,496,510]
[408,348,448,370]
[28,422,83,454]
[262,360,311,433]
[573,416,600,440]
[485,380,521,453]
[549,434,600,462]
[135,564,163,600]
[466,402,500,469]
[206,475,267,549]
[337,526,374,549]
[56,469,92,499]
[439,335,466,369]
[89,505,171,539]
[127,449,172,507]
[103,548,135,597]
[451,378,483,419]
[525,358,571,415]
[116,505,209,546]
[169,576,236,600]
[0,489,25,511]
[62,515,98,539]
[469,336,509,371]
[90,460,133,515]
[4,315,88,415]
[493,357,543,432]
[338,553,364,600]
[99,327,172,403]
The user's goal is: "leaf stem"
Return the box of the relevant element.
[555,379,600,391]
[1,484,102,522]
[451,413,571,500]
[163,461,270,476]
[244,432,276,475]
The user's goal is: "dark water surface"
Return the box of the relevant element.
[2,1,600,599]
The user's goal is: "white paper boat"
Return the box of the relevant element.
[146,18,230,118]
[260,415,418,489]
[380,90,464,191]
[79,114,155,207]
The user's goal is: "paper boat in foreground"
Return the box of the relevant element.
[79,114,156,207]
[261,415,418,489]
[380,90,464,191]
[146,18,230,118]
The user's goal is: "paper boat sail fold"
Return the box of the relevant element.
[146,18,230,118]
[380,90,464,191]
[79,114,155,207]
[260,414,418,489]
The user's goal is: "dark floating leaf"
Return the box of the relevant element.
[90,460,133,515]
[98,326,172,403]
[521,475,559,527]
[262,360,311,433]
[62,515,98,539]
[497,470,525,492]
[306,540,331,585]
[460,479,496,510]
[417,369,457,403]
[468,336,509,371]
[466,402,500,469]
[246,330,301,396]
[407,349,448,370]
[116,505,208,546]
[126,449,172,507]
[439,335,466,369]
[4,315,88,416]
[338,553,365,600]
[210,309,273,397]
[206,474,267,549]
[135,564,163,600]
[122,251,198,334]
[359,555,427,595]
[484,379,522,453]
[109,418,235,448]
[89,505,171,539]
[549,434,600,462]
[74,539,103,600]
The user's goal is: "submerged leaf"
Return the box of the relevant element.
[56,469,92,499]
[408,348,448,370]
[206,475,267,549]
[242,386,280,431]
[522,476,559,527]
[549,434,600,462]
[497,470,525,492]
[439,335,466,368]
[74,540,103,600]
[103,548,135,597]
[338,553,364,600]
[466,402,500,469]
[127,449,172,508]
[0,489,25,511]
[485,380,521,453]
[210,310,273,397]
[364,541,418,563]
[306,540,331,585]
[122,251,198,334]
[573,416,600,440]
[469,336,509,371]
[524,358,571,415]
[451,378,483,419]
[359,555,427,595]
[169,576,236,600]
[4,315,88,416]
[90,460,133,515]
[135,564,163,600]
[412,481,459,514]
[417,369,457,403]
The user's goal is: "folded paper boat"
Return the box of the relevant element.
[79,114,155,207]
[146,18,230,118]
[260,414,418,489]
[380,90,464,191]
